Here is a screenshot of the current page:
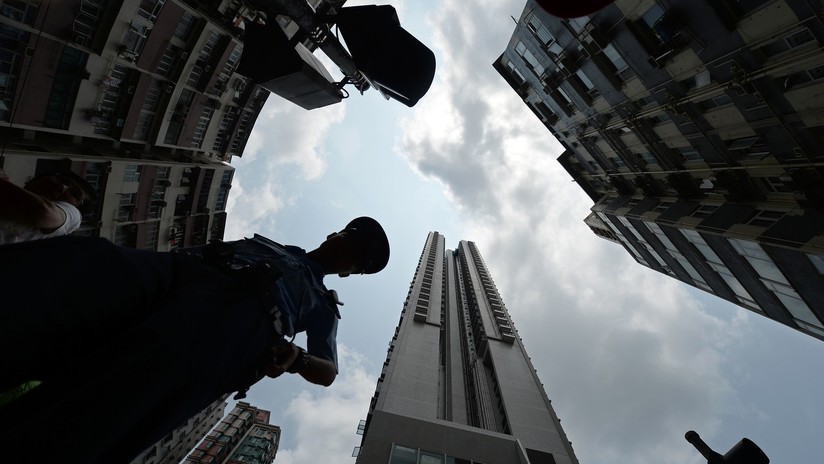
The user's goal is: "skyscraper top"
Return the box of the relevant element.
[356,232,579,464]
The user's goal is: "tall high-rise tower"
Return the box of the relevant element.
[356,232,578,464]
[185,401,280,464]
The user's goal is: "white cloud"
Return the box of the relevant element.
[224,93,347,239]
[393,1,754,463]
[223,172,293,240]
[238,97,346,180]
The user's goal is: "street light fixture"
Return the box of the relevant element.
[685,430,769,464]
[236,0,435,109]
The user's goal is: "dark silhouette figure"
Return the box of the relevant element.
[0,217,389,463]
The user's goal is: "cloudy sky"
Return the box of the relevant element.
[224,1,824,463]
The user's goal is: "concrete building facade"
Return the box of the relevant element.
[185,401,280,464]
[495,0,824,341]
[130,396,229,464]
[0,0,276,247]
[356,232,578,464]
[1,150,232,249]
[0,0,271,162]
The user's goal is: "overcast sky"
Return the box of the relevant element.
[222,1,824,463]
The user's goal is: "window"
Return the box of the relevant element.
[699,94,733,111]
[727,136,769,160]
[0,0,39,25]
[730,239,822,330]
[531,101,558,123]
[758,176,796,194]
[618,217,673,274]
[174,12,196,40]
[43,47,88,129]
[636,95,655,107]
[575,69,599,97]
[138,0,165,23]
[142,222,159,249]
[505,60,526,85]
[683,230,759,308]
[557,87,574,107]
[123,165,141,183]
[596,212,648,265]
[690,204,718,219]
[653,201,673,213]
[677,146,702,162]
[515,41,545,76]
[190,106,214,148]
[121,21,150,59]
[783,64,824,90]
[142,78,163,112]
[682,229,721,262]
[390,445,417,464]
[637,152,658,166]
[603,44,629,73]
[389,445,483,464]
[694,70,711,88]
[641,3,665,27]
[157,44,182,77]
[746,210,784,228]
[729,239,781,278]
[758,28,814,58]
[525,13,554,45]
[568,17,589,33]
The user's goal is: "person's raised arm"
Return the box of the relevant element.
[264,342,337,387]
[0,173,67,230]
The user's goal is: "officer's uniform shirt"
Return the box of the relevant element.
[229,235,340,371]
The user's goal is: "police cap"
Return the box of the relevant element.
[342,217,390,274]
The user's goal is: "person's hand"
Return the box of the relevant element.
[263,342,299,379]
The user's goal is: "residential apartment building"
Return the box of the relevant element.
[0,0,287,247]
[1,150,232,249]
[0,0,274,162]
[495,0,824,340]
[355,232,578,464]
[130,396,229,464]
[185,401,280,464]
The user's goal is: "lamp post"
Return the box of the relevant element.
[685,430,769,464]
